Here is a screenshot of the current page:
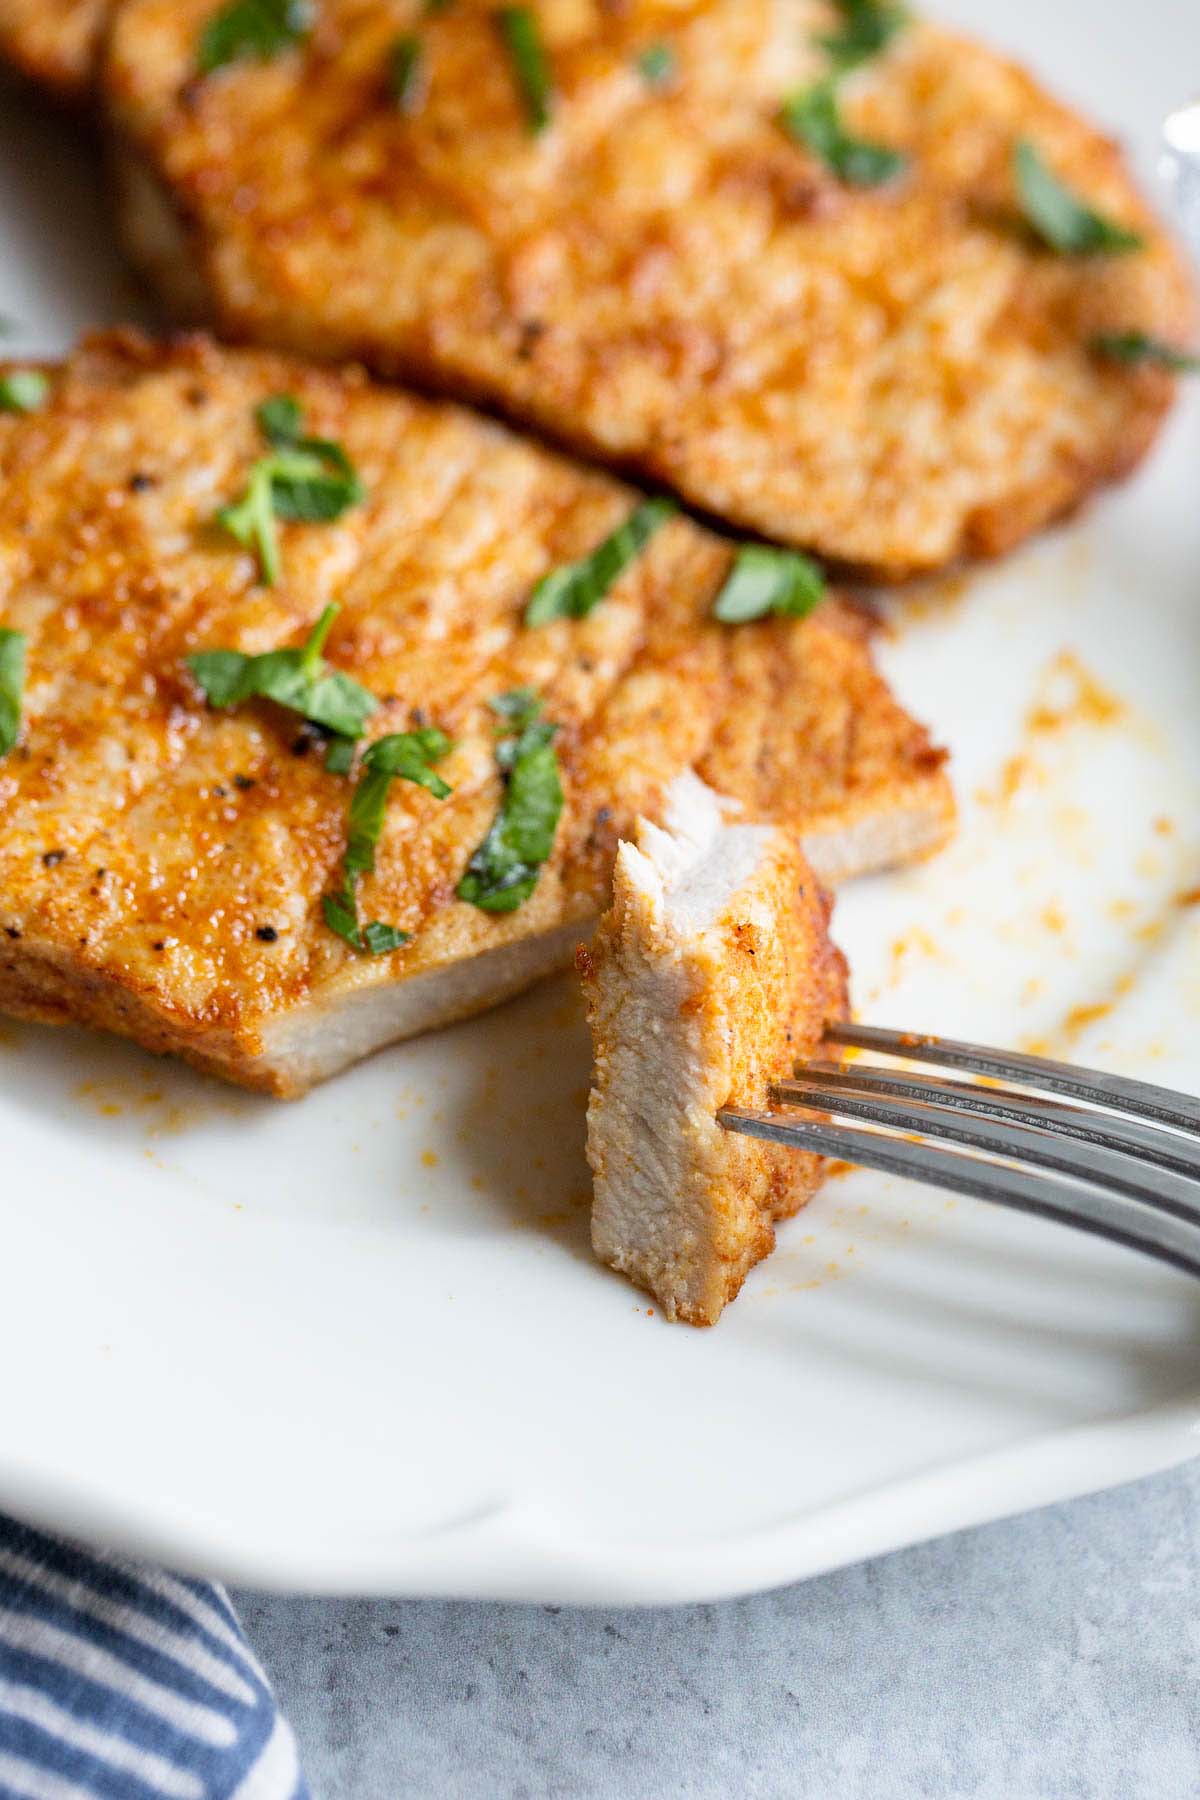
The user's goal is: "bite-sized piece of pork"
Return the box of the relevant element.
[0,0,103,97]
[99,0,1193,578]
[0,332,949,1094]
[579,772,847,1325]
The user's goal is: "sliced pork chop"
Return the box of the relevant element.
[579,771,846,1325]
[0,332,950,1095]
[99,0,1193,578]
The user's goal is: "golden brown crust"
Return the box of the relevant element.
[100,0,1195,577]
[0,0,106,99]
[0,332,949,1090]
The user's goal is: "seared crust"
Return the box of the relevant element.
[99,0,1194,576]
[0,332,950,1092]
[0,0,106,98]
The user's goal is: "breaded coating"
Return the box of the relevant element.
[0,333,950,1093]
[580,772,847,1324]
[96,0,1195,576]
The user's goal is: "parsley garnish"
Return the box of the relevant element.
[457,691,564,913]
[323,727,453,954]
[524,498,675,628]
[0,370,49,414]
[216,392,364,585]
[0,628,26,758]
[1090,331,1199,373]
[188,602,378,768]
[712,546,827,624]
[781,83,905,187]
[637,43,676,87]
[817,0,907,73]
[495,7,553,135]
[1013,141,1143,256]
[198,0,312,73]
[389,35,425,113]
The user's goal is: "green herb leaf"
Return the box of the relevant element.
[323,727,453,953]
[780,82,905,187]
[637,42,676,87]
[198,0,313,74]
[457,694,563,913]
[389,34,426,113]
[0,370,49,414]
[817,0,907,74]
[525,498,675,628]
[489,688,541,731]
[216,393,365,584]
[1013,141,1143,256]
[1090,331,1199,373]
[495,6,553,135]
[712,545,827,624]
[256,392,303,445]
[323,734,356,775]
[189,603,379,743]
[0,628,26,758]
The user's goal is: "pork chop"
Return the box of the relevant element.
[0,331,951,1094]
[97,0,1194,577]
[579,771,846,1324]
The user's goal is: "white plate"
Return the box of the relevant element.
[2,0,1200,1605]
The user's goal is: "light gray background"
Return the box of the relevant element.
[235,1458,1200,1799]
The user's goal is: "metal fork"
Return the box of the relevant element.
[719,1025,1200,1281]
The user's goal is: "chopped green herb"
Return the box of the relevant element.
[712,545,827,624]
[323,727,453,953]
[189,602,378,758]
[0,370,49,414]
[389,34,425,113]
[256,392,302,443]
[198,0,313,74]
[1090,331,1199,372]
[781,82,905,187]
[817,0,907,73]
[424,0,452,11]
[0,628,26,758]
[489,686,539,723]
[495,6,553,135]
[216,392,364,584]
[457,691,563,913]
[1013,141,1143,256]
[525,498,675,628]
[637,42,676,87]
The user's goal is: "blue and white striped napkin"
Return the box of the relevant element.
[0,1516,309,1799]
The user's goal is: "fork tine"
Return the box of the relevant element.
[824,1023,1200,1137]
[771,1078,1200,1223]
[718,1108,1200,1282]
[782,1063,1200,1183]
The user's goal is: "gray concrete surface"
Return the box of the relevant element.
[235,1458,1200,1799]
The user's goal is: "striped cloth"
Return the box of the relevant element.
[0,1517,309,1800]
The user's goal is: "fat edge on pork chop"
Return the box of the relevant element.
[91,0,1198,578]
[0,332,951,1095]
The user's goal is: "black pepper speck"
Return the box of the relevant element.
[256,925,279,943]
